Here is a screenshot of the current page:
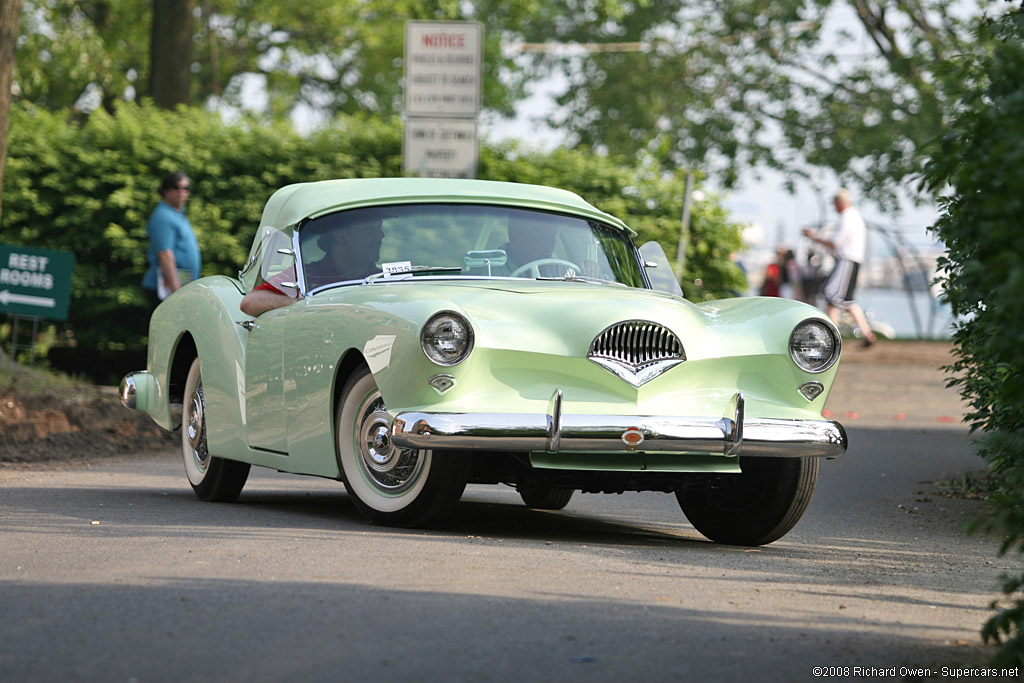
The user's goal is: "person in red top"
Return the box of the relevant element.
[760,261,781,297]
[240,219,384,317]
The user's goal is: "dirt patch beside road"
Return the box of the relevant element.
[0,384,175,467]
[839,339,958,367]
[825,340,968,429]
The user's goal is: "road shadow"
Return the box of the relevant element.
[0,577,1004,683]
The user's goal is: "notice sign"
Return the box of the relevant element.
[403,119,479,179]
[0,244,74,321]
[404,21,482,117]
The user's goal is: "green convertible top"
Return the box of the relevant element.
[256,178,633,234]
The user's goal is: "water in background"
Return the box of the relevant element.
[857,288,955,340]
[744,286,955,339]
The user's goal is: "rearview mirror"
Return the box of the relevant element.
[464,250,508,275]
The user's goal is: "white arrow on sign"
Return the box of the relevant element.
[0,289,56,308]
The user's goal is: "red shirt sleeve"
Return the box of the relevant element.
[255,265,297,296]
[254,280,285,295]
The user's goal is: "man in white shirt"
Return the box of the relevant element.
[802,189,877,347]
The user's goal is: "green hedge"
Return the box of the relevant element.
[923,9,1024,666]
[1,102,744,377]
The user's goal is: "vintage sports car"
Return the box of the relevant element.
[121,178,846,545]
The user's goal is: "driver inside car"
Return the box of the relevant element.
[303,219,384,290]
[495,213,600,279]
[239,218,384,317]
[500,213,556,275]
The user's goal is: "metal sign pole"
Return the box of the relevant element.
[6,317,12,382]
[8,314,42,375]
[675,171,695,274]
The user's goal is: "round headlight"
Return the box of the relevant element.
[789,319,840,373]
[421,312,474,366]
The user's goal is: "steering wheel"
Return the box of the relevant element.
[510,258,582,278]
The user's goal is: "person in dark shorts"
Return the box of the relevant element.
[802,189,877,347]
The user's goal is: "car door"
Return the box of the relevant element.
[243,310,289,453]
[242,229,298,453]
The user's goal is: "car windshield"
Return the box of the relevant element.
[296,204,646,291]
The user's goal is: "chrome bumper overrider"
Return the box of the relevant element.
[390,391,846,459]
[119,371,165,418]
[119,374,140,410]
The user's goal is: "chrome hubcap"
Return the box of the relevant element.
[357,395,423,493]
[368,424,393,464]
[185,385,210,473]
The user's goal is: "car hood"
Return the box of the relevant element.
[326,279,823,362]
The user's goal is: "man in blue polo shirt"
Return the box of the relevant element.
[143,171,201,310]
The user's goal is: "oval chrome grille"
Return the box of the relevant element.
[588,321,685,370]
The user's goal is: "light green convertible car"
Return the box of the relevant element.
[121,177,846,545]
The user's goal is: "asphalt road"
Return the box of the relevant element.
[1,349,1020,682]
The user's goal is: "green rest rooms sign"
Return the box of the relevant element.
[0,244,75,321]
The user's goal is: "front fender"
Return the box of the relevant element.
[147,277,248,461]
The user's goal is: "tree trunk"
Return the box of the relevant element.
[150,0,196,109]
[0,0,22,223]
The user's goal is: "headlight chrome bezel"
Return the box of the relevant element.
[789,319,841,373]
[421,311,474,366]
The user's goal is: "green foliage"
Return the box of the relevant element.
[922,7,1024,667]
[15,0,149,111]
[12,1,1005,213]
[2,102,744,372]
[14,0,538,118]
[532,0,1001,209]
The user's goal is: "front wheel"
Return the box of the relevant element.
[181,358,250,502]
[676,456,818,546]
[336,365,471,528]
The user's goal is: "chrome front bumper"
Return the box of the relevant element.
[390,391,847,459]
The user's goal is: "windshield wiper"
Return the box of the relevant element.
[537,273,626,287]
